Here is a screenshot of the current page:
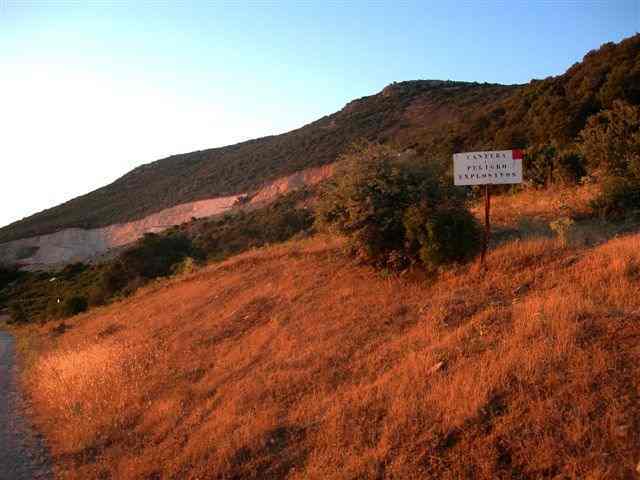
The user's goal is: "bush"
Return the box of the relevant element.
[404,202,482,268]
[7,301,28,323]
[524,145,586,187]
[0,264,22,291]
[118,233,202,280]
[591,176,640,218]
[59,262,88,280]
[193,189,314,262]
[580,101,640,218]
[579,101,640,177]
[62,296,88,317]
[97,232,202,298]
[316,142,479,269]
[524,145,557,187]
[555,151,587,185]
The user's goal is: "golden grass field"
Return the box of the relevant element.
[18,185,640,479]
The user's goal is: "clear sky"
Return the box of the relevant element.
[1,0,638,229]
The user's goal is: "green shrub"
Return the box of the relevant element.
[193,189,314,262]
[7,301,28,324]
[97,232,202,298]
[579,101,640,177]
[0,264,23,291]
[555,151,587,185]
[62,296,88,317]
[579,102,640,218]
[87,282,109,307]
[118,233,202,280]
[524,146,586,187]
[404,202,482,268]
[591,176,640,218]
[59,262,88,280]
[316,142,479,269]
[524,145,557,187]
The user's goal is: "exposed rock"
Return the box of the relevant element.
[0,195,240,268]
[0,164,335,270]
[249,164,334,204]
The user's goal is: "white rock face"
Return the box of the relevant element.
[0,195,240,269]
[250,164,334,204]
[0,164,335,269]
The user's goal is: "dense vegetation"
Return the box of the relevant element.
[1,34,637,243]
[316,143,481,270]
[190,188,314,261]
[580,100,640,217]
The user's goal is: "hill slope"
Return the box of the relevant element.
[0,80,514,243]
[1,34,638,243]
[21,203,640,478]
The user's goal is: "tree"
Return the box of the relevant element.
[579,101,640,177]
[579,101,640,217]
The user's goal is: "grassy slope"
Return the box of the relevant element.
[21,186,640,479]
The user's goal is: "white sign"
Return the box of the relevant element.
[453,149,523,185]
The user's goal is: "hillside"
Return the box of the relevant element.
[0,81,513,243]
[1,34,638,244]
[17,184,640,479]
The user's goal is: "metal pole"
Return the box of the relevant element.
[480,184,491,267]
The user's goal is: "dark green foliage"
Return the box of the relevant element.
[90,232,203,301]
[524,146,586,187]
[1,234,200,324]
[316,142,479,269]
[555,151,588,185]
[316,143,438,266]
[591,176,640,219]
[524,145,558,187]
[579,101,640,176]
[0,264,23,291]
[60,262,88,280]
[2,266,102,324]
[404,202,482,268]
[62,296,88,317]
[580,101,640,217]
[118,233,201,280]
[192,189,314,261]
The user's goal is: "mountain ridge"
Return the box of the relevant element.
[0,79,516,243]
[1,34,638,244]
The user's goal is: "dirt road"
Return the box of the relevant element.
[0,330,51,480]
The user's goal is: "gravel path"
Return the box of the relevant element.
[0,330,52,480]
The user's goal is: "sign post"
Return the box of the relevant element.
[453,149,523,267]
[482,184,490,265]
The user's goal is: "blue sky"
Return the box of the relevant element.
[1,1,638,229]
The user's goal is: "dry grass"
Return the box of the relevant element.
[21,186,640,479]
